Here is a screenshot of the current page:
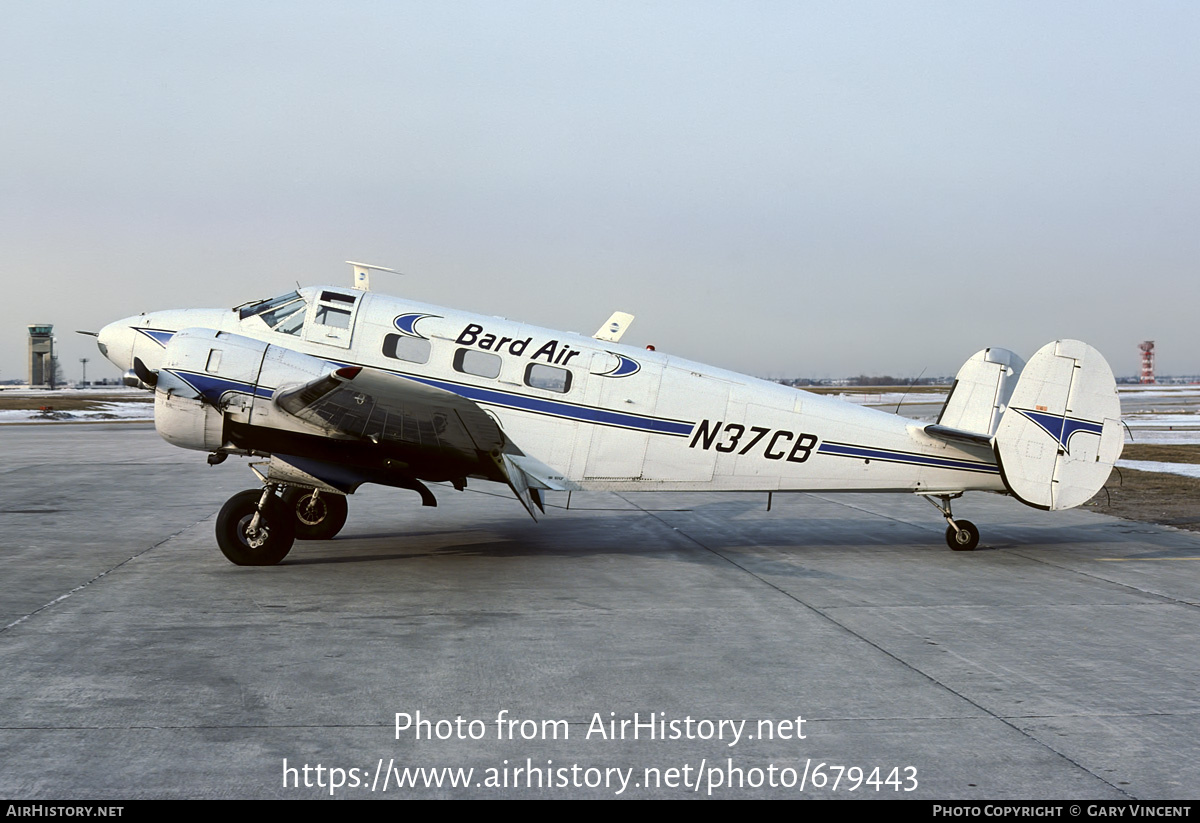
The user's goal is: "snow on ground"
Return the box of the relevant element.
[1121,413,1200,425]
[0,386,145,398]
[1116,459,1200,479]
[829,391,944,408]
[1118,385,1200,397]
[1121,430,1200,445]
[0,402,153,423]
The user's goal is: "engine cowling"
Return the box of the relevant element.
[152,327,338,453]
[153,328,272,452]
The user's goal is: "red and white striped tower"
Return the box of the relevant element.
[1139,341,1155,384]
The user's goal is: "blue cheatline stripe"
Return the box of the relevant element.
[402,373,693,435]
[135,328,176,347]
[166,370,274,403]
[169,354,692,436]
[141,326,678,434]
[818,442,1000,474]
[319,358,694,436]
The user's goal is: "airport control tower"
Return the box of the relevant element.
[28,324,54,387]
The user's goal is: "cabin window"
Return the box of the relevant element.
[382,333,431,365]
[315,305,352,329]
[525,363,571,393]
[453,348,501,379]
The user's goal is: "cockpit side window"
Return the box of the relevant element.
[239,291,300,320]
[240,291,310,336]
[315,305,352,329]
[303,289,360,348]
[261,300,307,335]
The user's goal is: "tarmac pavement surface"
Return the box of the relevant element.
[1,424,1198,799]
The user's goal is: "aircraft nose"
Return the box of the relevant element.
[97,318,136,372]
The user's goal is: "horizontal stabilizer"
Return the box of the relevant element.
[923,424,993,448]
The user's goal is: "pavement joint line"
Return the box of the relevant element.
[803,493,939,531]
[0,520,208,635]
[617,492,1136,801]
[818,494,1200,610]
[0,461,187,475]
[998,542,1200,612]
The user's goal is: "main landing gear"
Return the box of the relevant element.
[922,493,981,552]
[215,485,349,566]
[281,486,348,541]
[216,487,296,566]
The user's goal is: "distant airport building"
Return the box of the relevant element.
[28,324,54,387]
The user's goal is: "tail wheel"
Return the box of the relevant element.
[282,487,348,540]
[216,489,296,566]
[945,519,980,552]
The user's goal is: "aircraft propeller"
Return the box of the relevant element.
[132,357,158,388]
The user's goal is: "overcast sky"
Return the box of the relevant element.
[3,1,1197,383]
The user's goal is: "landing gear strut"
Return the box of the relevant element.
[216,486,296,565]
[923,493,980,551]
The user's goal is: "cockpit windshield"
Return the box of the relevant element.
[238,291,309,336]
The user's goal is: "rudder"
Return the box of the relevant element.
[993,340,1123,510]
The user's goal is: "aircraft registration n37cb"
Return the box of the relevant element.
[93,263,1123,565]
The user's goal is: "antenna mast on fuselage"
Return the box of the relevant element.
[346,261,400,291]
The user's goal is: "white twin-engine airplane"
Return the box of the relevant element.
[94,263,1123,566]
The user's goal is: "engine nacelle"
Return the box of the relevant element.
[155,390,225,452]
[151,327,340,452]
[153,328,274,452]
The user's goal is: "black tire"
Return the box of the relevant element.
[282,487,348,540]
[216,489,296,566]
[945,519,980,552]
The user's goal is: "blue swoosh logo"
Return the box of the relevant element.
[1013,408,1104,454]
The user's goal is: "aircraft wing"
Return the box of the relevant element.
[274,365,546,519]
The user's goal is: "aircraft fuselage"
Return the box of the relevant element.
[98,285,1004,497]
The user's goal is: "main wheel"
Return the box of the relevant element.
[945,519,980,551]
[281,487,348,540]
[216,489,296,566]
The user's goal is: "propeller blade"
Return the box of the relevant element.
[133,357,158,387]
